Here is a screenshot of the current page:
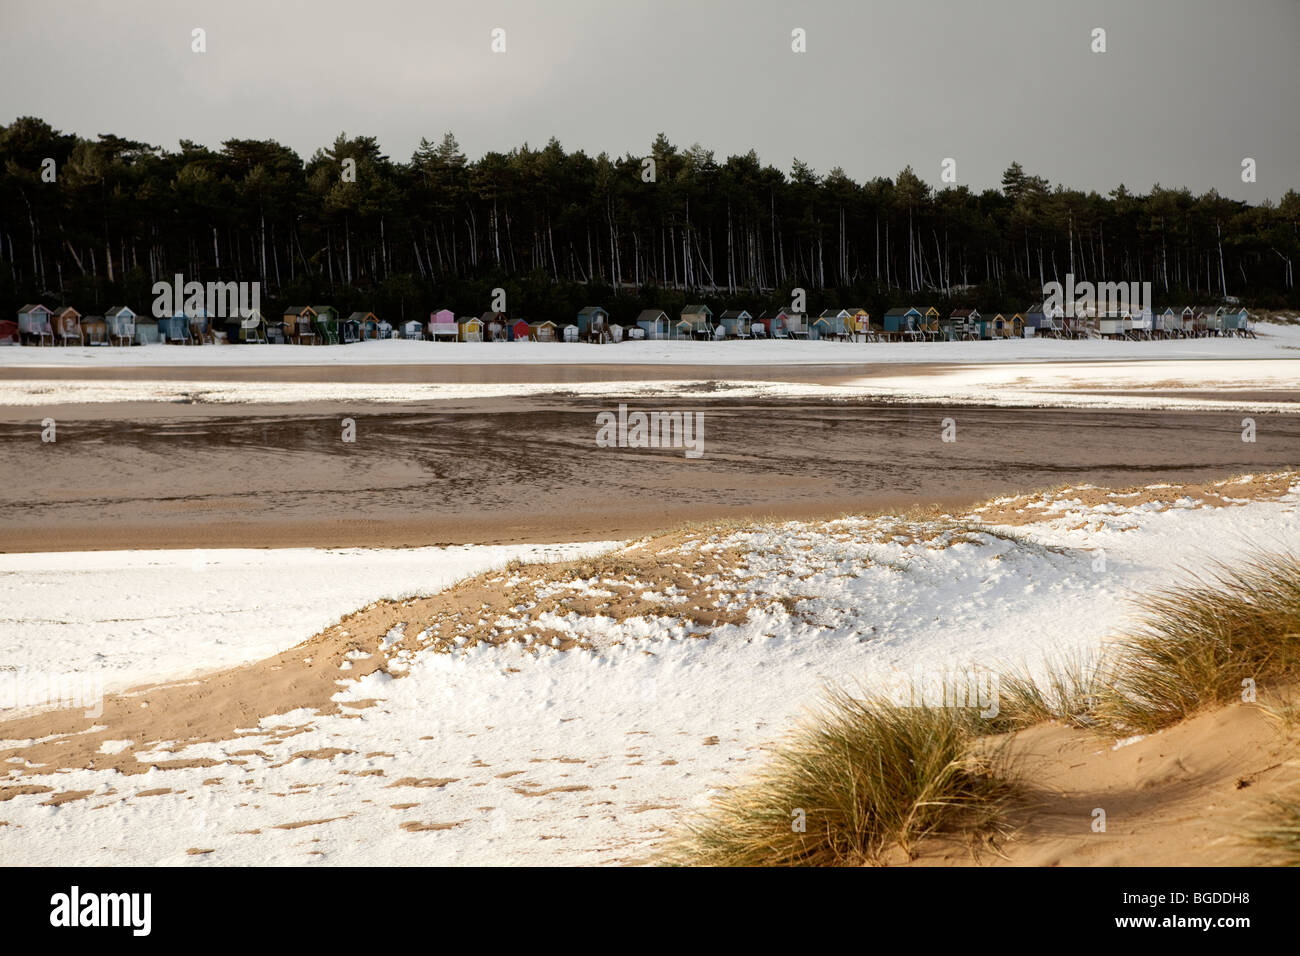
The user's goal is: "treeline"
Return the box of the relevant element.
[2,115,1298,324]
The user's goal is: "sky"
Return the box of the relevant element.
[1,0,1296,200]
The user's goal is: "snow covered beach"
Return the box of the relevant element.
[1,474,1296,865]
[2,321,1298,412]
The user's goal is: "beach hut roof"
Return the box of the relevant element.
[719,309,751,320]
[480,311,508,322]
[55,306,81,318]
[682,303,712,315]
[577,305,608,317]
[818,308,848,319]
[757,309,789,320]
[949,308,978,318]
[347,312,376,322]
[884,307,920,317]
[105,305,136,317]
[19,303,52,313]
[635,309,668,323]
[283,305,315,316]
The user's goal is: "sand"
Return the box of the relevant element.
[3,398,1296,553]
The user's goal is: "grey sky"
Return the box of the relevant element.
[2,0,1296,199]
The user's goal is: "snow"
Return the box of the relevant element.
[0,543,619,702]
[2,478,1297,866]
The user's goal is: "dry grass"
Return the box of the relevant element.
[989,655,1103,733]
[1096,551,1300,734]
[661,688,1013,866]
[665,548,1300,866]
[1251,798,1300,865]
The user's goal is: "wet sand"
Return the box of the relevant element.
[2,397,1296,553]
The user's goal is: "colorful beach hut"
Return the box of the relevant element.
[428,309,457,340]
[718,309,752,338]
[459,316,485,342]
[635,309,670,340]
[17,303,53,345]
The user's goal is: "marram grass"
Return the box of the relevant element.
[664,548,1300,866]
[1097,551,1300,734]
[661,688,1012,866]
[1251,798,1300,865]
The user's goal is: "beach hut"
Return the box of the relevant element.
[51,307,83,346]
[944,308,980,341]
[509,318,532,342]
[785,312,810,339]
[1128,306,1154,339]
[533,319,558,342]
[1157,307,1180,338]
[310,306,339,344]
[0,319,21,346]
[576,306,610,342]
[283,306,317,344]
[1227,307,1252,337]
[1179,306,1196,337]
[340,312,361,343]
[1041,303,1067,338]
[481,311,509,342]
[158,312,192,345]
[459,316,485,342]
[975,311,1003,340]
[428,309,458,341]
[635,309,670,340]
[190,307,216,344]
[813,309,851,341]
[758,309,790,338]
[17,304,53,345]
[401,318,424,340]
[1097,309,1125,338]
[133,314,159,345]
[672,317,695,340]
[81,316,108,346]
[680,303,713,339]
[342,312,370,343]
[239,309,267,344]
[842,308,871,342]
[882,307,924,340]
[718,309,752,338]
[1190,308,1212,337]
[101,306,132,347]
[263,313,286,343]
[919,307,941,340]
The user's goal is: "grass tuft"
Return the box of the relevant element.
[988,654,1103,733]
[1097,551,1300,734]
[1250,798,1300,865]
[661,688,1012,866]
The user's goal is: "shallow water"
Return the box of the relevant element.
[1,398,1295,551]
